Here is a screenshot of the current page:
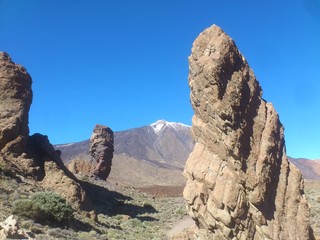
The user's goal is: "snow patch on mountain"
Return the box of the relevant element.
[54,142,75,148]
[151,120,190,134]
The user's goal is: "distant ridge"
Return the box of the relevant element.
[55,120,194,186]
[55,120,320,186]
[289,157,320,180]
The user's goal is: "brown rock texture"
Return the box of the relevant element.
[27,133,89,209]
[183,25,314,239]
[41,161,89,210]
[89,124,114,180]
[0,52,41,177]
[0,52,32,156]
[0,52,89,210]
[68,158,95,175]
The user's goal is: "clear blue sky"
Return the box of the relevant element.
[1,1,319,159]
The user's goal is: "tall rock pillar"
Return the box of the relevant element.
[183,25,313,239]
[0,52,32,156]
[89,124,114,180]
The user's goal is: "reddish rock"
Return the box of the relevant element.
[89,124,114,180]
[0,52,89,210]
[0,52,32,156]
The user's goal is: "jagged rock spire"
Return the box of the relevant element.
[183,25,313,239]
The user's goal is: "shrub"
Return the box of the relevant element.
[13,191,74,223]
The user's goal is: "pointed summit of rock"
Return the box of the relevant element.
[183,25,313,239]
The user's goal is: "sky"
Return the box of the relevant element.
[0,0,319,159]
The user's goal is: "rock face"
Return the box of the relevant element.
[0,52,88,210]
[0,52,32,156]
[183,25,313,239]
[89,124,114,180]
[27,133,89,209]
[0,52,40,178]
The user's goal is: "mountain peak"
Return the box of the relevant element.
[150,120,190,134]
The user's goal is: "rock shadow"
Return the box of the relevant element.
[79,180,158,222]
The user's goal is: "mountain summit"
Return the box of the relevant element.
[150,120,190,134]
[56,120,194,186]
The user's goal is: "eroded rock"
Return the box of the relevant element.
[0,52,89,210]
[27,133,90,209]
[0,52,32,156]
[89,124,114,180]
[183,25,313,239]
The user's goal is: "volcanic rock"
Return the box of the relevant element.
[0,52,41,177]
[0,52,89,210]
[183,25,313,239]
[27,133,89,209]
[89,124,114,180]
[0,52,32,156]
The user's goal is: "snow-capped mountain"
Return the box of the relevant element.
[151,120,190,134]
[55,120,194,186]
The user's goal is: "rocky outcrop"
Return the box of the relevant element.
[0,52,32,156]
[27,133,89,209]
[183,25,313,239]
[0,52,41,177]
[0,52,89,210]
[89,124,114,180]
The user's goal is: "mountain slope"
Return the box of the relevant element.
[55,120,194,186]
[289,157,320,180]
[56,120,320,186]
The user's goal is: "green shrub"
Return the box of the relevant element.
[13,191,74,223]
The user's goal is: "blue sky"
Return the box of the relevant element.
[0,1,319,159]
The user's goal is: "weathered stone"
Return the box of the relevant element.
[183,25,314,239]
[0,215,35,240]
[41,161,89,210]
[89,124,114,180]
[27,133,90,210]
[0,52,32,156]
[0,52,90,210]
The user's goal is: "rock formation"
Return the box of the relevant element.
[183,25,313,239]
[0,52,88,210]
[27,133,89,209]
[89,124,114,180]
[0,52,41,178]
[0,52,32,156]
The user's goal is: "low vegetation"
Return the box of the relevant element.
[305,180,320,239]
[13,191,74,223]
[0,172,188,239]
[2,170,320,240]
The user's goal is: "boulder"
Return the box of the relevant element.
[0,215,35,240]
[89,124,114,180]
[183,25,314,239]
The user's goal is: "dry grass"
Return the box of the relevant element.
[305,179,320,239]
[0,170,188,240]
[2,168,319,240]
